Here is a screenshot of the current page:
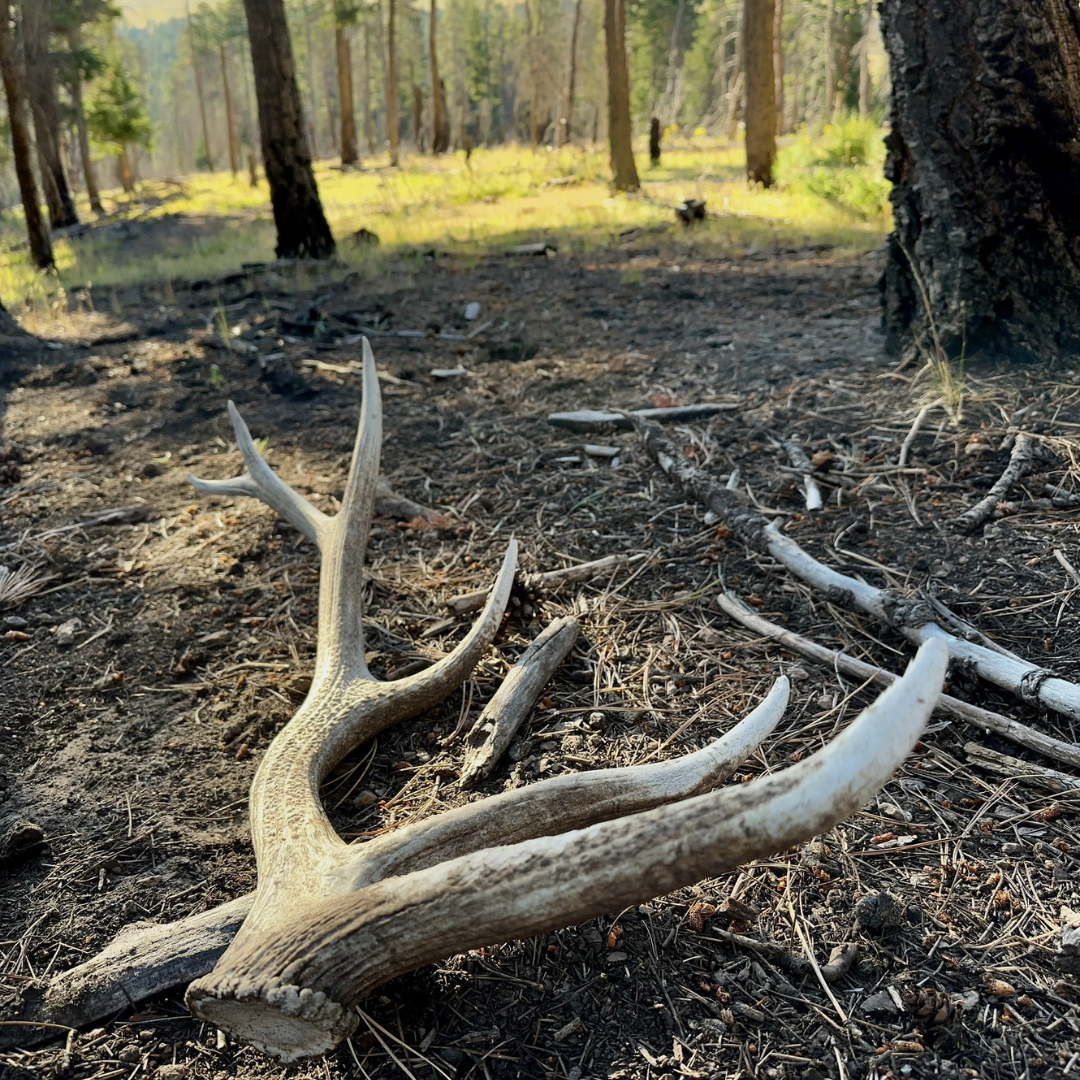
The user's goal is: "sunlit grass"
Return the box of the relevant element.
[0,133,892,319]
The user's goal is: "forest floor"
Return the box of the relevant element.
[1,171,1080,1080]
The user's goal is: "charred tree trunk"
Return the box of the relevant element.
[649,116,660,163]
[429,0,449,153]
[24,0,76,227]
[67,27,102,213]
[336,25,358,165]
[604,0,638,191]
[386,0,399,165]
[743,0,775,187]
[0,0,52,267]
[880,0,1080,362]
[243,0,335,259]
[221,45,241,175]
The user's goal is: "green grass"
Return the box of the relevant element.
[0,131,893,320]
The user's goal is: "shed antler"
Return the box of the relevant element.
[176,340,946,1061]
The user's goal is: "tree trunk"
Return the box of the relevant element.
[220,44,241,175]
[23,0,77,227]
[823,0,835,120]
[725,0,744,138]
[429,0,449,153]
[67,27,102,213]
[743,0,775,186]
[386,0,399,164]
[561,0,583,144]
[526,0,539,146]
[336,25,358,165]
[117,146,134,193]
[0,0,52,267]
[243,0,336,259]
[188,7,214,171]
[858,0,872,118]
[0,297,29,337]
[363,17,375,152]
[649,116,660,163]
[880,0,1080,363]
[604,0,638,191]
[773,0,784,132]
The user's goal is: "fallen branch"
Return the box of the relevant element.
[548,404,736,433]
[898,402,938,468]
[460,616,580,784]
[634,417,1080,721]
[964,743,1080,792]
[447,553,648,616]
[819,943,859,984]
[954,433,1041,534]
[716,592,1080,771]
[374,478,448,524]
[781,439,822,511]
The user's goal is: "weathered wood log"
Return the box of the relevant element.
[460,616,580,784]
[964,743,1080,792]
[954,433,1043,534]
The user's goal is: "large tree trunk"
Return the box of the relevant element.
[363,17,375,153]
[743,0,775,186]
[336,25,358,165]
[243,0,335,259]
[386,0,399,164]
[604,0,638,191]
[561,0,583,144]
[221,44,241,175]
[0,0,52,267]
[880,0,1080,363]
[23,0,77,227]
[67,26,102,213]
[429,0,449,153]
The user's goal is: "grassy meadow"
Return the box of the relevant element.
[0,121,891,318]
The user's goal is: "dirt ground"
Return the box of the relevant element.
[1,225,1079,1080]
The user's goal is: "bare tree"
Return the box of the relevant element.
[24,0,77,227]
[743,0,776,186]
[335,2,358,165]
[881,0,1080,363]
[65,23,102,212]
[428,0,448,152]
[560,0,583,144]
[242,0,335,258]
[220,43,240,174]
[0,0,53,267]
[604,0,638,190]
[857,0,872,118]
[187,2,214,170]
[385,0,398,164]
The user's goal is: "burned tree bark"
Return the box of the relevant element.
[742,0,775,186]
[243,0,335,258]
[0,0,53,268]
[880,0,1080,362]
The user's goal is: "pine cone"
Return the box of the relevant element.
[901,986,955,1030]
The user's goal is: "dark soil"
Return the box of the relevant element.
[1,236,1079,1080]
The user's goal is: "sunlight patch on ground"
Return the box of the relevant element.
[0,136,891,317]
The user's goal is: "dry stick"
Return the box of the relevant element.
[460,616,580,784]
[963,743,1080,792]
[374,479,446,524]
[547,403,737,433]
[447,553,647,616]
[716,592,1080,771]
[953,433,1039,534]
[781,439,822,511]
[897,402,938,468]
[635,417,1080,722]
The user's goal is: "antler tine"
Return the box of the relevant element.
[341,675,790,889]
[188,401,330,546]
[187,641,946,1060]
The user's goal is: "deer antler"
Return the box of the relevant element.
[173,338,948,1061]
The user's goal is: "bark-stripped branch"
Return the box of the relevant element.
[953,433,1041,534]
[636,418,1080,721]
